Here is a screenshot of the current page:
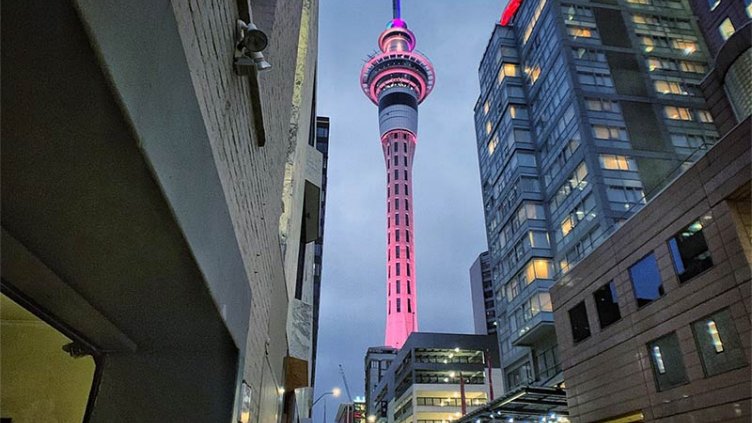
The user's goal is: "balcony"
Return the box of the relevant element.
[511,312,555,347]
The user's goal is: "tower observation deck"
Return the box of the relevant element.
[361,0,435,349]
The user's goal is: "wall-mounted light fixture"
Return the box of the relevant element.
[234,19,269,146]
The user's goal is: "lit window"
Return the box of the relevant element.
[652,346,666,374]
[719,18,736,40]
[668,218,713,282]
[648,333,689,391]
[747,0,752,18]
[498,63,519,83]
[672,39,697,55]
[567,26,593,38]
[641,36,654,52]
[524,65,541,84]
[599,154,637,171]
[483,100,490,115]
[680,61,706,73]
[561,215,575,236]
[664,106,693,121]
[485,121,492,135]
[654,80,687,95]
[488,135,499,155]
[707,321,724,352]
[691,309,747,376]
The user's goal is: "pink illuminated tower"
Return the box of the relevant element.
[361,0,435,349]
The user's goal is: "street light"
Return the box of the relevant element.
[312,388,341,407]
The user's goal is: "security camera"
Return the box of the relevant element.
[234,19,272,74]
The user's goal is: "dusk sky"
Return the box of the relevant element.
[314,1,505,420]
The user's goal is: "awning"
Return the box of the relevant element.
[456,386,568,422]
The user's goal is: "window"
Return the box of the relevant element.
[567,26,595,39]
[407,280,411,294]
[607,184,645,210]
[668,219,713,282]
[648,333,688,391]
[498,63,520,84]
[395,214,400,226]
[719,19,735,40]
[747,0,752,18]
[664,106,692,121]
[629,253,664,307]
[396,281,401,294]
[396,298,401,313]
[569,301,591,343]
[696,110,714,123]
[488,135,499,156]
[599,154,637,171]
[407,299,412,313]
[654,80,687,95]
[593,281,621,328]
[707,0,720,10]
[396,263,401,276]
[692,309,747,376]
[593,125,628,141]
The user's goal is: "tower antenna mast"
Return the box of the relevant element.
[392,0,401,19]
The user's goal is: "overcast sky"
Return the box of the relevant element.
[313,1,504,421]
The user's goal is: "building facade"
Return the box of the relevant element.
[1,1,322,422]
[368,333,502,423]
[470,252,497,335]
[365,346,399,419]
[474,0,718,392]
[360,0,436,349]
[550,125,751,422]
[690,0,751,136]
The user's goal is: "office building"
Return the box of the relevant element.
[368,333,502,423]
[1,1,322,422]
[360,0,436,349]
[474,0,718,392]
[550,126,750,422]
[470,251,497,335]
[365,346,399,418]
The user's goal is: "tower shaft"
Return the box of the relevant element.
[361,2,434,349]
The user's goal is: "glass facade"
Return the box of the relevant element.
[475,0,716,391]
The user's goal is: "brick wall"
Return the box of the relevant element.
[170,0,316,421]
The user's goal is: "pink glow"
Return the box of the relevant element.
[382,130,419,349]
[500,0,522,25]
[361,9,435,350]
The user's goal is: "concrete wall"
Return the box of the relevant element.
[551,121,751,422]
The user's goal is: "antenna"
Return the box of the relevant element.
[392,0,401,19]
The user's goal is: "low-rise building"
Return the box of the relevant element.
[368,333,502,423]
[550,124,751,422]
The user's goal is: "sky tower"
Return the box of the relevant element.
[361,0,435,349]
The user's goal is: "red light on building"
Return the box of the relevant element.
[500,0,523,25]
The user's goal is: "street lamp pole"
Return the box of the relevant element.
[313,388,341,422]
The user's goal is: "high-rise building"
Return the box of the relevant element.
[474,0,717,392]
[689,0,751,135]
[470,251,497,335]
[360,0,435,349]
